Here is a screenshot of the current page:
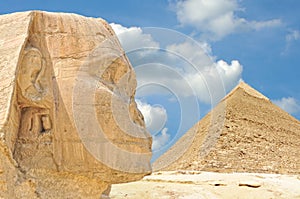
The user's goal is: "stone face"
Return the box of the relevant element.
[0,11,152,198]
[154,82,300,174]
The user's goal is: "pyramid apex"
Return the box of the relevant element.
[226,81,269,101]
[236,80,247,87]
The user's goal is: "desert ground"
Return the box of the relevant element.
[110,171,300,199]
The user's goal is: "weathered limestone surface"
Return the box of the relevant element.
[0,11,152,198]
[154,82,300,174]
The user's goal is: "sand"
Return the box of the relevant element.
[110,171,300,199]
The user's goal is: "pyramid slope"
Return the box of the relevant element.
[153,82,300,174]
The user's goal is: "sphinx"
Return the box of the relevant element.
[0,11,152,198]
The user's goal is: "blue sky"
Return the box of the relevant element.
[1,0,299,160]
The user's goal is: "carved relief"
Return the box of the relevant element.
[0,11,152,198]
[14,47,53,170]
[18,108,51,138]
[18,47,46,103]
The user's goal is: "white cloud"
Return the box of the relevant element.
[182,60,242,104]
[251,19,282,31]
[174,0,281,40]
[152,128,171,151]
[111,23,243,104]
[273,97,300,114]
[166,40,214,70]
[136,100,167,134]
[110,23,159,52]
[111,23,242,103]
[286,30,300,42]
[134,58,242,104]
[282,30,300,55]
[216,60,243,91]
[165,40,243,103]
[136,100,170,151]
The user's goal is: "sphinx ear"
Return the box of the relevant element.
[40,59,46,76]
[17,47,45,102]
[35,58,46,88]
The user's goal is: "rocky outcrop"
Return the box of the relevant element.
[154,82,300,174]
[0,11,152,198]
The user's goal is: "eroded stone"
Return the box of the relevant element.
[0,11,152,198]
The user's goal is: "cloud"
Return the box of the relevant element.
[251,19,282,31]
[134,58,242,104]
[273,97,300,114]
[111,23,243,104]
[216,60,243,91]
[174,0,281,40]
[165,40,243,103]
[282,30,300,55]
[136,100,167,134]
[286,30,300,42]
[180,60,242,103]
[110,23,159,52]
[166,40,214,70]
[152,128,171,151]
[136,100,170,151]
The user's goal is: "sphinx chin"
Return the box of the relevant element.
[0,11,152,198]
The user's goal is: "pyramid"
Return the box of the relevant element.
[153,82,300,174]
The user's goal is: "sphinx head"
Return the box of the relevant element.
[0,11,152,198]
[3,11,151,186]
